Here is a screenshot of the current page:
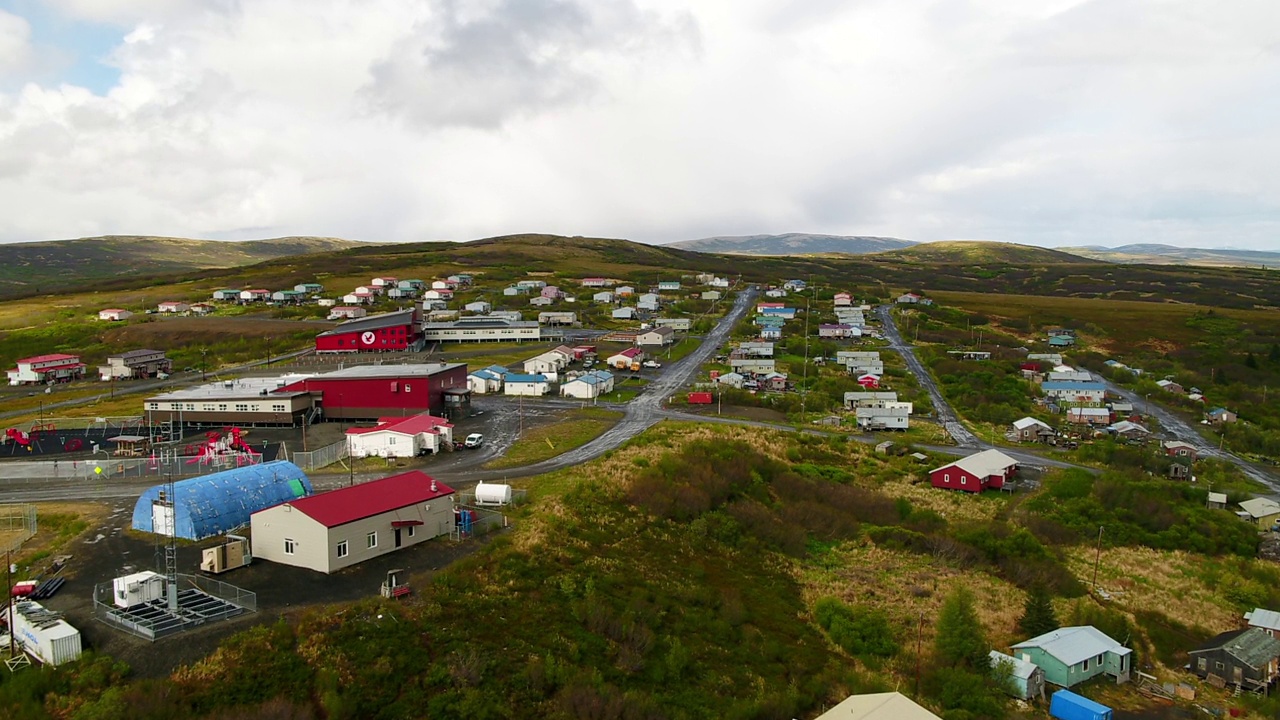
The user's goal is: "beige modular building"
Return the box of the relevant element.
[250,470,456,574]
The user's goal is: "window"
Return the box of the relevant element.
[1096,654,1103,665]
[235,404,249,412]
[367,531,377,549]
[388,436,397,445]
[272,404,286,412]
[148,402,159,410]
[1082,658,1089,670]
[404,384,411,393]
[1216,661,1225,671]
[961,476,967,485]
[284,538,296,555]
[944,473,950,483]
[1197,657,1206,672]
[219,404,228,411]
[336,540,348,558]
[186,403,196,411]
[407,525,415,537]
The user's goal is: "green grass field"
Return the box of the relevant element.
[483,408,623,469]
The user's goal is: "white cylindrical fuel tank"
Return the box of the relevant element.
[473,482,512,506]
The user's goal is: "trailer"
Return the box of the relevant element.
[10,599,82,666]
[1050,689,1112,720]
[200,535,252,574]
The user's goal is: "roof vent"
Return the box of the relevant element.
[430,478,437,493]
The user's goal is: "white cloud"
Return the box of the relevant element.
[0,10,33,74]
[0,0,1278,249]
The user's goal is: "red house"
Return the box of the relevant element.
[275,363,468,420]
[929,449,1019,493]
[857,373,881,389]
[316,308,422,353]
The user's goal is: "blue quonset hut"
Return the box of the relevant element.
[132,461,312,540]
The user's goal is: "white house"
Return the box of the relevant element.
[503,373,550,396]
[239,289,270,303]
[467,369,505,394]
[736,341,774,357]
[654,318,691,331]
[530,296,554,307]
[856,405,910,430]
[464,301,491,314]
[709,277,730,288]
[636,326,676,347]
[657,281,681,292]
[561,370,615,399]
[593,291,615,303]
[157,301,189,314]
[328,306,367,320]
[538,311,577,326]
[98,308,133,321]
[612,307,637,320]
[616,285,636,296]
[523,350,571,376]
[346,414,454,458]
[701,291,722,301]
[715,371,746,389]
[372,277,398,288]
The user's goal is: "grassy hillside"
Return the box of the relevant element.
[870,241,1092,265]
[8,422,1278,719]
[0,235,367,297]
[668,234,915,255]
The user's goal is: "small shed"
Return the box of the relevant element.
[990,650,1045,701]
[1207,492,1228,509]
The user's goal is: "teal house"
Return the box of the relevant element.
[1010,626,1132,688]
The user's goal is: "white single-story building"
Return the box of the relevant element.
[250,471,456,574]
[98,308,134,321]
[464,301,491,314]
[561,370,615,399]
[503,373,550,396]
[612,307,637,320]
[467,369,504,394]
[347,414,454,458]
[636,326,676,347]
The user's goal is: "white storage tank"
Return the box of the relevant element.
[112,570,165,608]
[473,482,513,506]
[11,599,82,666]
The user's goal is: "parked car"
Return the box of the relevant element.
[642,360,661,369]
[464,433,484,448]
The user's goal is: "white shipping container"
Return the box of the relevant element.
[12,600,82,666]
[112,570,166,608]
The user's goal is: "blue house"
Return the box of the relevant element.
[1011,626,1132,688]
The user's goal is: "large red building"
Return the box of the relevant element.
[275,363,468,420]
[929,449,1019,493]
[316,309,422,353]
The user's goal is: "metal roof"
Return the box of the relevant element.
[306,363,463,380]
[317,309,416,337]
[149,376,314,401]
[281,471,454,528]
[1013,417,1051,430]
[345,414,452,436]
[1245,608,1280,631]
[814,692,941,720]
[989,651,1039,680]
[109,348,165,360]
[504,373,547,383]
[1238,497,1280,519]
[932,448,1018,478]
[1193,628,1280,669]
[1042,381,1105,391]
[1011,626,1131,666]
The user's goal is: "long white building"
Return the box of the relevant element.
[420,317,543,343]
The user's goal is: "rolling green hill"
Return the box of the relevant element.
[668,233,915,255]
[869,240,1092,265]
[0,235,367,297]
[1063,243,1280,269]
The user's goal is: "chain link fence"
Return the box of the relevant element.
[289,440,348,471]
[0,503,37,553]
[0,454,263,483]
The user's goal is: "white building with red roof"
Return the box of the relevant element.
[8,354,86,386]
[346,414,454,458]
[250,470,456,573]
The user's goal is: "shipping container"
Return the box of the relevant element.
[1050,689,1112,720]
[688,392,713,405]
[11,599,82,666]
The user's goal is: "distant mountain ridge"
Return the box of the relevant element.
[868,241,1092,265]
[0,235,367,296]
[1063,243,1280,268]
[667,233,916,255]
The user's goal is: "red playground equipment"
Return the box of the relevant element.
[184,428,262,466]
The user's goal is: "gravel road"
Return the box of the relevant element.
[877,305,980,447]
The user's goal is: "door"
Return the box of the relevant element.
[394,528,402,548]
[1233,665,1243,684]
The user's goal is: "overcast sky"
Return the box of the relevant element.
[1,0,1278,250]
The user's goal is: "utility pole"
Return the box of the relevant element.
[200,348,208,381]
[1092,526,1105,589]
[6,549,14,658]
[914,612,923,697]
[801,298,811,420]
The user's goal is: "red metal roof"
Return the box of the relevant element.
[18,353,81,364]
[345,414,453,436]
[284,471,455,528]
